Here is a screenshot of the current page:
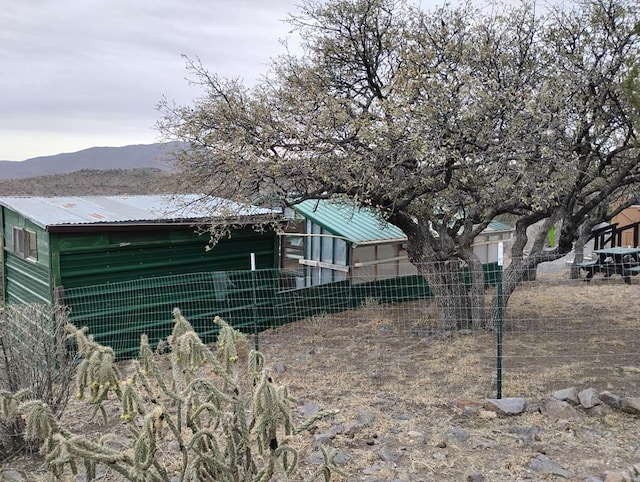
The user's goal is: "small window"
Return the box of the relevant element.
[13,227,37,260]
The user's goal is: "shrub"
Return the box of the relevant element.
[20,309,343,481]
[0,304,75,457]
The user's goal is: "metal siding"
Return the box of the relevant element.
[1,209,52,304]
[4,253,51,304]
[58,229,277,289]
[63,269,280,359]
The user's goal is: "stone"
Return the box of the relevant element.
[379,446,399,464]
[529,454,573,478]
[620,397,640,415]
[484,397,526,415]
[599,391,622,409]
[356,409,376,427]
[539,398,581,421]
[603,469,632,482]
[446,426,469,442]
[2,470,27,482]
[407,430,427,444]
[578,388,602,409]
[553,387,580,405]
[467,473,486,482]
[299,402,322,416]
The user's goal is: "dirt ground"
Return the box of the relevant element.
[3,271,640,481]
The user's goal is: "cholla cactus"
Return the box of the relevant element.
[19,309,342,481]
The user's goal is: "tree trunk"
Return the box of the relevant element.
[418,258,486,331]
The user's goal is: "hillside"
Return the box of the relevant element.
[0,168,180,197]
[0,143,180,180]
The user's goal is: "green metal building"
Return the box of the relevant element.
[0,195,281,357]
[0,195,279,305]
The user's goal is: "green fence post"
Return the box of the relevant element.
[250,254,259,352]
[496,242,504,399]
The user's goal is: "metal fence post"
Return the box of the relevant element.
[250,253,259,351]
[496,242,504,399]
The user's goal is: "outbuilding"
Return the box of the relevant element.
[0,195,280,356]
[281,199,513,287]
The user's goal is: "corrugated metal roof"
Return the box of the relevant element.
[293,199,514,245]
[293,199,407,245]
[486,220,513,232]
[0,195,277,229]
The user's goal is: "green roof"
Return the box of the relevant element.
[293,200,514,245]
[486,220,513,232]
[293,199,406,245]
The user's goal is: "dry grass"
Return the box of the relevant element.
[255,272,640,480]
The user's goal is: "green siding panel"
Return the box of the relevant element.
[58,229,277,289]
[4,254,51,304]
[63,270,280,359]
[1,209,51,305]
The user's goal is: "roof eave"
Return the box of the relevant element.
[45,216,279,233]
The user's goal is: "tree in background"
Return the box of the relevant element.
[157,0,640,329]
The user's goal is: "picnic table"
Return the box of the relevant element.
[577,246,640,284]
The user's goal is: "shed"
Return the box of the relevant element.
[0,194,279,305]
[0,195,281,356]
[281,199,513,286]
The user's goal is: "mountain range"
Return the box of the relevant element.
[0,143,180,180]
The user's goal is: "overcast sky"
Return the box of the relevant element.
[0,0,309,161]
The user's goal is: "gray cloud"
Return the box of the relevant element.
[0,0,300,160]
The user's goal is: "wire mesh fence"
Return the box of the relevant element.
[56,257,640,400]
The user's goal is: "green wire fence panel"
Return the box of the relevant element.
[61,269,436,359]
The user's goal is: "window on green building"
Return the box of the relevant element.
[13,227,37,260]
